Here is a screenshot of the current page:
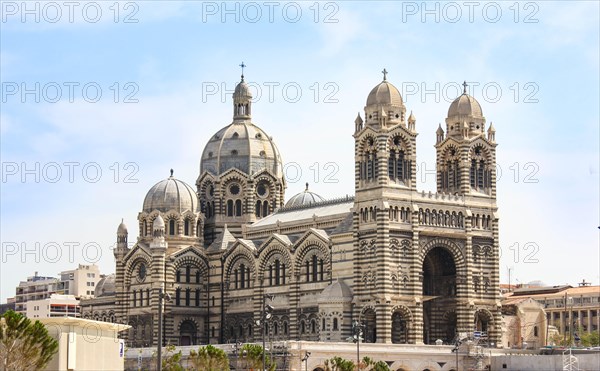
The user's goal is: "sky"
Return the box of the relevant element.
[1,0,599,302]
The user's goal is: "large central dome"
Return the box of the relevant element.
[200,122,283,178]
[200,75,283,178]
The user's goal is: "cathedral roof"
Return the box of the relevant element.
[318,278,353,303]
[117,220,127,235]
[366,79,403,107]
[200,121,283,178]
[94,274,116,297]
[285,183,325,208]
[142,171,198,214]
[250,196,354,228]
[448,83,484,118]
[207,225,237,252]
[233,76,252,100]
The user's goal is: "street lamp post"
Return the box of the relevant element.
[301,351,311,371]
[232,342,243,370]
[261,294,275,371]
[156,287,171,371]
[352,320,364,369]
[452,336,461,371]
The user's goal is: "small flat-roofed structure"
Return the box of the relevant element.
[38,317,129,371]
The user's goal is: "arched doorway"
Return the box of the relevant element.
[474,309,493,343]
[391,309,410,344]
[422,247,457,344]
[179,320,197,346]
[363,308,377,343]
[474,310,491,332]
[443,310,457,343]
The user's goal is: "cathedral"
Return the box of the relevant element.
[81,70,501,348]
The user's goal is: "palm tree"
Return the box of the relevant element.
[240,343,275,371]
[188,344,229,371]
[0,310,59,371]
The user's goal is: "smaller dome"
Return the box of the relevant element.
[94,274,116,297]
[233,76,252,100]
[142,171,198,213]
[366,80,403,107]
[153,214,165,229]
[117,219,127,235]
[448,93,483,118]
[285,183,325,208]
[318,279,353,303]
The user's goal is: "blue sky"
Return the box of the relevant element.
[1,1,599,302]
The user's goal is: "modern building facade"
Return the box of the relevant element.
[15,265,102,314]
[15,273,62,313]
[26,294,80,318]
[505,283,600,339]
[82,71,502,348]
[60,264,101,297]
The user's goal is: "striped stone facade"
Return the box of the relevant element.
[81,72,501,348]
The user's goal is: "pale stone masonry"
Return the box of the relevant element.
[81,71,501,348]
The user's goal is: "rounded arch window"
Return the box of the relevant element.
[256,183,268,198]
[205,184,214,199]
[231,150,238,156]
[137,263,147,282]
[232,132,239,138]
[229,183,240,196]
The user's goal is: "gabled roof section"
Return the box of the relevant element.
[330,212,354,235]
[123,241,151,261]
[353,125,378,139]
[221,238,258,261]
[219,166,249,181]
[251,168,279,182]
[170,245,207,260]
[294,228,330,248]
[207,225,237,252]
[250,196,354,229]
[258,233,293,250]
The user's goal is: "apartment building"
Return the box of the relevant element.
[15,272,62,313]
[506,281,600,337]
[60,264,101,297]
[26,294,80,318]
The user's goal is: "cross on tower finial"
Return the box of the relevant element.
[382,68,388,81]
[463,80,468,94]
[239,61,246,80]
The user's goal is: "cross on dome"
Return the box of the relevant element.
[463,80,468,94]
[239,61,246,80]
[382,68,388,81]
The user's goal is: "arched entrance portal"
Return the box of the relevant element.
[474,309,493,343]
[422,247,457,344]
[363,308,377,343]
[391,309,410,344]
[179,320,197,346]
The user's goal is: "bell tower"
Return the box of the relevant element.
[352,70,419,344]
[436,81,497,197]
